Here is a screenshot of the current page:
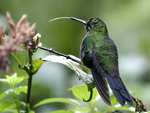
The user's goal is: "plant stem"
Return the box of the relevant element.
[26,51,33,112]
[90,101,95,113]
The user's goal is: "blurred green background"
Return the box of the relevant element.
[0,0,150,112]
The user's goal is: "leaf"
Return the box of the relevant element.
[71,85,99,102]
[0,101,15,111]
[106,106,135,112]
[43,55,95,89]
[6,73,25,87]
[50,110,70,113]
[29,58,44,75]
[15,86,27,95]
[0,89,13,99]
[4,73,26,89]
[110,93,119,106]
[14,99,27,109]
[34,98,81,108]
[73,107,90,112]
[48,110,74,113]
[11,51,25,66]
[14,76,27,84]
[2,109,17,113]
[0,78,9,84]
[6,75,14,88]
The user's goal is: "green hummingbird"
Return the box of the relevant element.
[49,17,133,106]
[69,17,133,106]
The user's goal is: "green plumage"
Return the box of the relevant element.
[81,30,119,77]
[71,17,133,106]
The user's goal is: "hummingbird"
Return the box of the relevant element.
[49,17,133,106]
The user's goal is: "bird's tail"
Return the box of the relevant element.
[105,73,133,106]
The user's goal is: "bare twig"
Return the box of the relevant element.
[38,46,82,64]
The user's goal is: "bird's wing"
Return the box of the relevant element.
[90,51,111,106]
[93,40,133,106]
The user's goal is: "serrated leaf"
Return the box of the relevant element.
[15,86,27,95]
[11,51,25,66]
[106,106,135,112]
[29,58,44,75]
[43,55,95,89]
[72,85,99,102]
[34,98,81,108]
[0,89,13,99]
[0,101,15,111]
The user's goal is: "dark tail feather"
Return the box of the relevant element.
[91,54,111,106]
[105,73,133,106]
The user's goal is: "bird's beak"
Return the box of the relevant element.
[70,17,86,25]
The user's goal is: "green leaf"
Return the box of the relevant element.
[6,73,22,87]
[0,78,9,84]
[110,93,119,106]
[2,109,17,113]
[0,101,15,111]
[0,89,13,99]
[48,110,74,113]
[6,75,15,88]
[34,98,81,108]
[14,99,26,109]
[11,51,25,66]
[29,58,44,75]
[5,73,27,87]
[74,107,90,112]
[15,86,27,95]
[43,55,95,89]
[72,85,99,102]
[106,106,135,112]
[14,76,27,84]
[50,110,70,113]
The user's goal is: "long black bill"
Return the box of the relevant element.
[70,17,86,25]
[49,17,86,25]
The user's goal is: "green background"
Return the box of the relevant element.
[0,0,150,112]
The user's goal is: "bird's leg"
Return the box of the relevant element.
[83,86,93,102]
[130,95,147,112]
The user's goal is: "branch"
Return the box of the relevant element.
[38,46,82,64]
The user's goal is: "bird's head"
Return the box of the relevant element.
[86,17,108,34]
